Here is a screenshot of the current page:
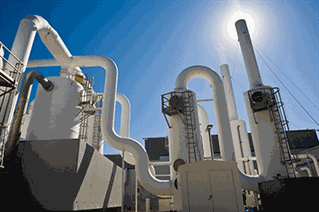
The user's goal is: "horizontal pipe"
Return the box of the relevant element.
[300,167,312,177]
[293,154,319,176]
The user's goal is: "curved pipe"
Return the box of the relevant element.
[4,70,53,158]
[63,56,171,195]
[197,104,213,159]
[175,65,235,162]
[116,93,135,165]
[293,154,319,176]
[300,167,312,177]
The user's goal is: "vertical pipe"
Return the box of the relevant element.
[235,20,263,88]
[220,64,238,121]
[135,173,138,212]
[146,198,150,212]
[122,150,125,212]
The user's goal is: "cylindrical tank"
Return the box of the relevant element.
[168,89,202,192]
[244,86,282,180]
[26,76,83,140]
[197,104,212,159]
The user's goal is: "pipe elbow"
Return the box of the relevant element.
[22,15,50,31]
[238,168,264,192]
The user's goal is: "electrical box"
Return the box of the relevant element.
[179,160,244,212]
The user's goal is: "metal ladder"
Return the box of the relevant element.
[77,74,95,143]
[0,42,24,168]
[268,88,299,178]
[182,91,201,163]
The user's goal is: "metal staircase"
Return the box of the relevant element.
[0,42,24,168]
[268,88,299,178]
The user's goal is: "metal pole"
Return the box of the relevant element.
[135,171,138,212]
[122,149,125,212]
[208,127,214,159]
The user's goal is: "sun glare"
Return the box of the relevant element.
[227,11,255,40]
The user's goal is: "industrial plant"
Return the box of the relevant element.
[0,15,318,212]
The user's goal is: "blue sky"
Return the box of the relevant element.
[1,0,318,155]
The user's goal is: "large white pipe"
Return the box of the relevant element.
[197,104,213,159]
[116,93,135,165]
[175,65,235,162]
[70,56,172,195]
[235,19,263,89]
[0,15,83,146]
[220,64,238,121]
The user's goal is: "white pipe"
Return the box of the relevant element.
[175,65,235,162]
[293,154,319,176]
[116,93,135,165]
[28,57,162,192]
[67,56,171,195]
[220,64,238,121]
[235,19,263,88]
[300,167,312,177]
[197,104,213,159]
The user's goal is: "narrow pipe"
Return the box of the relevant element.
[197,104,213,159]
[235,19,263,88]
[175,65,235,162]
[300,167,312,177]
[4,70,53,158]
[293,154,319,176]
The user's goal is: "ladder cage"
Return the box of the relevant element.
[248,87,300,178]
[161,91,202,164]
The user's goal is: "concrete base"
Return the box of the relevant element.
[4,139,122,211]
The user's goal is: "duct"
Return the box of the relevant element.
[300,167,312,177]
[235,19,263,89]
[220,64,238,121]
[174,65,235,162]
[197,104,213,159]
[293,154,319,176]
[4,70,53,158]
[238,170,264,192]
[116,93,135,165]
[31,55,171,195]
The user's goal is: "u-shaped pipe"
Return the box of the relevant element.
[175,65,235,162]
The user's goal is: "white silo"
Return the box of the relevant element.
[236,19,296,179]
[26,76,83,140]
